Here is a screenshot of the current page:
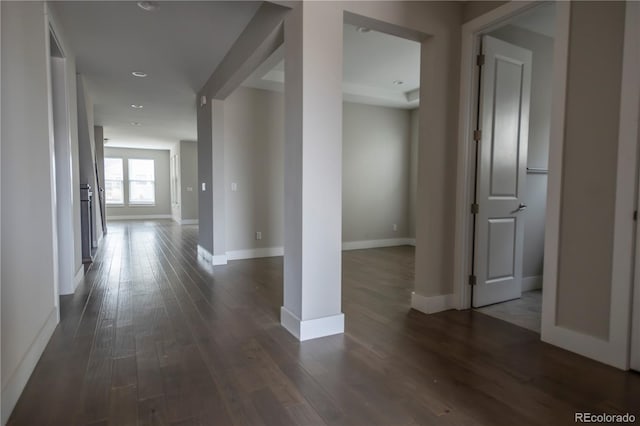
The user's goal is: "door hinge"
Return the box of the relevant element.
[634,210,638,221]
[471,203,479,214]
[473,130,482,142]
[468,275,477,286]
[477,54,485,67]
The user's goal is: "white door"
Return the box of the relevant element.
[472,36,532,308]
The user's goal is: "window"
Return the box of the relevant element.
[128,159,155,205]
[104,158,124,204]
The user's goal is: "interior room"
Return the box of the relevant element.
[2,1,639,425]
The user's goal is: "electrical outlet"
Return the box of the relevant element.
[255,231,262,240]
[393,224,398,232]
[231,182,238,192]
[186,186,193,192]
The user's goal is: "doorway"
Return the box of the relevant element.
[459,2,557,334]
[49,29,77,296]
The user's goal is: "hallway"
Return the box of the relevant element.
[7,221,640,425]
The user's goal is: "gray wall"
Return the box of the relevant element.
[463,1,509,23]
[224,87,284,250]
[179,141,198,221]
[489,25,554,282]
[169,140,198,223]
[197,96,213,252]
[556,2,625,340]
[342,102,413,242]
[104,147,171,218]
[409,109,419,238]
[223,87,415,252]
[1,3,58,422]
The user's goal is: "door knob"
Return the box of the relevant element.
[512,203,527,213]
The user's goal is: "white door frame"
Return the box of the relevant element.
[455,1,640,370]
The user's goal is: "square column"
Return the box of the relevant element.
[196,96,226,265]
[281,2,344,341]
[211,99,227,264]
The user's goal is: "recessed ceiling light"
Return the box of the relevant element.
[130,104,144,109]
[130,122,141,126]
[137,1,157,12]
[131,71,147,78]
[393,80,404,85]
[356,26,371,33]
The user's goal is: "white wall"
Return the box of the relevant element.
[1,3,60,422]
[223,86,415,253]
[48,3,83,278]
[104,147,171,219]
[489,25,554,286]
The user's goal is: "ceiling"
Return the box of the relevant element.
[243,23,421,109]
[509,2,556,38]
[51,1,262,150]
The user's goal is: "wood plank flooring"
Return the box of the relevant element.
[7,220,640,425]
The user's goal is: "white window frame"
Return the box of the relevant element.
[104,157,124,205]
[128,158,156,206]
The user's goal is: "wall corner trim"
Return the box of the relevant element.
[197,245,228,266]
[410,292,455,314]
[1,308,58,425]
[280,307,345,341]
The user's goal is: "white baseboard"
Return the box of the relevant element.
[411,292,455,314]
[541,324,627,370]
[197,245,213,263]
[197,245,227,266]
[221,240,416,261]
[227,247,284,260]
[70,267,85,293]
[107,214,172,220]
[522,275,543,292]
[342,238,416,251]
[280,307,344,341]
[1,307,58,425]
[173,217,199,225]
[211,254,228,265]
[59,266,84,296]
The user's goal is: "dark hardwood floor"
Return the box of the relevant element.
[7,220,640,425]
